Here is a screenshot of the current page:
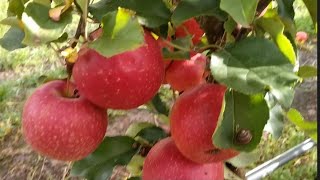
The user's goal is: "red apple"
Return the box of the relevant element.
[296,31,308,43]
[22,80,108,161]
[165,52,206,92]
[73,30,165,109]
[175,18,204,45]
[170,83,239,164]
[142,137,224,180]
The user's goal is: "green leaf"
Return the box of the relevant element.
[160,35,192,60]
[1,17,24,28]
[223,16,236,43]
[298,65,317,78]
[270,86,295,109]
[75,0,87,13]
[227,150,260,167]
[71,136,138,180]
[171,0,227,25]
[0,27,26,51]
[264,103,285,139]
[136,126,167,144]
[210,37,299,106]
[126,122,154,138]
[287,108,317,142]
[162,48,190,60]
[171,35,193,49]
[88,9,144,57]
[213,90,269,152]
[126,155,144,177]
[21,1,72,45]
[263,92,285,139]
[220,0,258,27]
[150,93,170,116]
[126,122,168,144]
[255,8,296,65]
[7,0,29,18]
[277,0,295,20]
[302,0,317,28]
[88,0,171,28]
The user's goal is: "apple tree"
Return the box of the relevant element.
[1,0,317,179]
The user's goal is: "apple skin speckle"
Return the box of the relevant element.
[22,80,108,161]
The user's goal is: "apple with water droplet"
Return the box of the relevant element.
[22,80,108,161]
[73,30,164,109]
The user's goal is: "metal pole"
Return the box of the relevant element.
[245,138,316,180]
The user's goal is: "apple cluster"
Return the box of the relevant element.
[22,18,238,179]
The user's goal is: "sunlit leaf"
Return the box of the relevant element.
[220,0,258,27]
[287,108,317,142]
[298,65,317,78]
[88,8,144,57]
[255,7,296,65]
[21,1,72,45]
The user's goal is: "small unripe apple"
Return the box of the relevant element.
[22,80,108,161]
[73,30,164,109]
[296,31,308,43]
[165,52,206,92]
[175,18,204,45]
[142,137,224,180]
[170,83,239,163]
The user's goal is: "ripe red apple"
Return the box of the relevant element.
[73,30,164,109]
[170,83,239,164]
[165,52,207,92]
[175,18,204,45]
[296,31,308,43]
[22,80,108,161]
[142,137,224,180]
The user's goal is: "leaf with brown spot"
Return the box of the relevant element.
[49,0,74,21]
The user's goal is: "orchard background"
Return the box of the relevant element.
[0,0,317,179]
